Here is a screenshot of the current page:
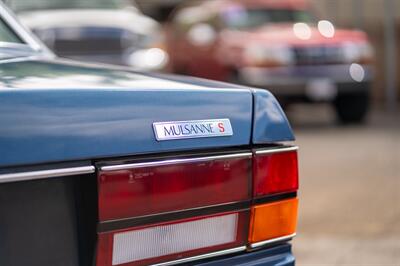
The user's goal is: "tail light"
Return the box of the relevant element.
[98,153,252,221]
[253,147,298,197]
[96,147,298,266]
[248,198,298,247]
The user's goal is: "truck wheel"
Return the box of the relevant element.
[334,91,369,124]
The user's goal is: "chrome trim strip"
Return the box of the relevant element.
[100,152,252,171]
[249,233,296,249]
[254,146,298,155]
[98,200,251,232]
[152,246,246,266]
[0,166,95,183]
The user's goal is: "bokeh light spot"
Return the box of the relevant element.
[293,23,312,40]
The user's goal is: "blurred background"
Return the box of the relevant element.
[3,0,399,264]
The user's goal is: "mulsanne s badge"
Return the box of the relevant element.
[153,119,233,141]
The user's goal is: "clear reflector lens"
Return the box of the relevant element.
[113,214,237,265]
[97,212,249,266]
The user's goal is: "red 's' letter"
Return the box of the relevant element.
[218,123,225,133]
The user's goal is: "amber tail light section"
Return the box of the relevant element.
[248,198,298,245]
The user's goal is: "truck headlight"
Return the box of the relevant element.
[244,45,294,67]
[342,42,374,64]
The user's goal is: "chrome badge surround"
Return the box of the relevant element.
[153,119,233,141]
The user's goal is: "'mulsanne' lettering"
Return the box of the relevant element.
[163,123,217,136]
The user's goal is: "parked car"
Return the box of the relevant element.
[0,3,299,266]
[4,0,168,71]
[166,0,374,123]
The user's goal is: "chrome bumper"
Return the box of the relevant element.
[239,64,373,86]
[238,64,373,100]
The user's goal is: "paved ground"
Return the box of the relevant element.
[286,105,400,266]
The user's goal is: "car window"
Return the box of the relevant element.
[7,0,124,12]
[0,18,21,43]
[222,8,315,30]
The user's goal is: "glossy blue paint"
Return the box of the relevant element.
[194,244,295,266]
[252,89,295,143]
[0,59,294,167]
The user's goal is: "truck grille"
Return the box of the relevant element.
[293,46,343,65]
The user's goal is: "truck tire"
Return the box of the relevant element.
[334,90,369,124]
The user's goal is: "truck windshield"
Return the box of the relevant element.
[223,8,315,30]
[7,0,123,12]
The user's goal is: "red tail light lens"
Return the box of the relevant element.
[253,148,298,197]
[98,154,252,221]
[97,211,249,266]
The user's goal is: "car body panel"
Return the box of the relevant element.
[0,59,294,167]
[0,59,251,167]
[252,90,294,143]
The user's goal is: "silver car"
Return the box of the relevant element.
[4,0,168,70]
